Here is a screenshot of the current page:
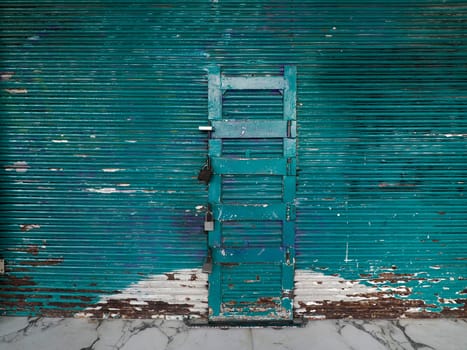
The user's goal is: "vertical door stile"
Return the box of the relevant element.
[281,66,297,312]
[207,66,222,317]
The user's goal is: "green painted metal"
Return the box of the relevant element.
[211,120,289,139]
[206,66,297,321]
[0,0,466,319]
[211,158,287,175]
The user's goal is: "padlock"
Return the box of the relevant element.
[202,252,213,274]
[204,210,214,231]
[197,161,213,184]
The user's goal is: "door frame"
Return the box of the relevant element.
[204,65,297,323]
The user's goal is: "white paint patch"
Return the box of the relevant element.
[5,88,28,94]
[1,72,14,81]
[52,139,69,143]
[102,168,125,173]
[5,161,29,173]
[86,187,119,194]
[444,133,467,137]
[89,268,208,318]
[294,270,379,307]
[86,187,142,194]
[80,269,416,319]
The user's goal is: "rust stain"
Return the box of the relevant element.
[20,224,41,232]
[49,302,89,308]
[27,245,40,255]
[5,268,31,273]
[165,273,179,281]
[19,258,63,266]
[40,309,76,317]
[2,301,43,308]
[85,298,199,319]
[257,297,278,308]
[60,295,93,302]
[298,299,427,319]
[297,293,466,319]
[0,276,36,286]
[7,245,40,255]
[371,272,422,284]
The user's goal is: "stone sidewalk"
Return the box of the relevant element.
[0,317,466,350]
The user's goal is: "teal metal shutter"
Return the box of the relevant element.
[1,1,466,319]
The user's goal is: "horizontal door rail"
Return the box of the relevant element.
[211,120,291,139]
[221,76,285,90]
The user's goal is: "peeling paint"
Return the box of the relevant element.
[294,270,381,304]
[86,188,134,194]
[5,88,28,94]
[19,224,41,232]
[102,168,125,172]
[71,269,467,320]
[19,258,63,267]
[444,133,467,138]
[1,71,14,81]
[294,270,466,319]
[5,161,29,173]
[78,269,208,319]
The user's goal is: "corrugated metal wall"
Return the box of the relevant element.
[1,0,466,319]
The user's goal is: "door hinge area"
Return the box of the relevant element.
[286,203,296,221]
[202,249,213,274]
[285,247,295,266]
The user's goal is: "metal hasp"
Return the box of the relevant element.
[205,65,297,324]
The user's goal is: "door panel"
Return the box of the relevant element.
[205,65,296,323]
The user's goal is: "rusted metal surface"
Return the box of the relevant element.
[19,259,63,267]
[80,299,198,319]
[297,299,467,319]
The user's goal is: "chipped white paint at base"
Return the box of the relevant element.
[80,269,396,319]
[294,269,379,305]
[82,269,208,318]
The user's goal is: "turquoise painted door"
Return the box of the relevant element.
[205,66,297,322]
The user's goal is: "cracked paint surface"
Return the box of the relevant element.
[63,269,465,320]
[77,269,208,319]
